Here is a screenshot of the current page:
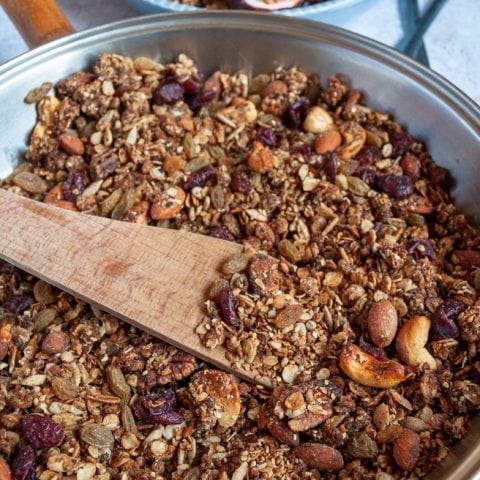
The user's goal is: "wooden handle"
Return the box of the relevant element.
[0,0,74,48]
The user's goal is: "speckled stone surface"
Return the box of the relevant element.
[0,0,478,104]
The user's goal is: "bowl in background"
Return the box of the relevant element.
[125,0,374,24]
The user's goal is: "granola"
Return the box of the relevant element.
[0,52,478,479]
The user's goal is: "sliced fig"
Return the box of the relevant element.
[228,0,305,11]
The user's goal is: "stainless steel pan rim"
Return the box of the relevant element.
[0,12,478,119]
[0,12,478,479]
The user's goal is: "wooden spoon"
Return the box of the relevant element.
[0,189,271,387]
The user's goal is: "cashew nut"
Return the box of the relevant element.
[339,344,405,388]
[396,316,437,371]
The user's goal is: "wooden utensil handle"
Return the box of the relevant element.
[0,0,74,48]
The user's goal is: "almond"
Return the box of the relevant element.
[42,331,69,354]
[58,134,85,155]
[339,344,405,389]
[393,428,420,471]
[0,456,11,480]
[294,443,344,471]
[368,299,398,348]
[314,130,342,154]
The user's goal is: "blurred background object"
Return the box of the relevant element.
[0,0,478,104]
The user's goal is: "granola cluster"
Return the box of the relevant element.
[0,52,479,479]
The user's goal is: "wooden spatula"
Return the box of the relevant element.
[0,189,271,387]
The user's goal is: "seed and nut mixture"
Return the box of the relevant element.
[0,52,479,479]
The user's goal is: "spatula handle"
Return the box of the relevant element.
[0,0,74,48]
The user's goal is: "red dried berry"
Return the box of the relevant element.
[133,389,184,425]
[429,165,452,188]
[11,444,35,480]
[182,77,202,95]
[358,167,377,186]
[409,240,436,261]
[230,171,252,194]
[432,299,466,339]
[354,146,381,175]
[210,226,235,241]
[256,127,278,148]
[284,96,311,130]
[186,90,217,110]
[21,414,64,448]
[390,131,413,156]
[360,343,388,362]
[2,296,33,314]
[376,175,414,199]
[153,79,185,105]
[290,143,312,157]
[183,165,217,191]
[62,169,85,202]
[218,288,240,328]
[322,152,338,183]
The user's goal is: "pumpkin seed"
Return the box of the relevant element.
[80,423,114,449]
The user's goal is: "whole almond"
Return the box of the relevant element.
[393,428,420,471]
[315,130,342,154]
[42,331,69,354]
[368,299,398,347]
[294,443,344,471]
[58,134,85,155]
[0,339,9,362]
[0,456,11,480]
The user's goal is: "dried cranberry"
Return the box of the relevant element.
[284,96,311,130]
[183,165,217,191]
[390,131,413,156]
[322,152,338,183]
[432,299,467,339]
[182,77,202,95]
[21,414,64,448]
[62,169,85,202]
[0,263,21,282]
[361,344,388,362]
[11,444,35,480]
[2,296,33,314]
[152,79,185,105]
[376,175,414,199]
[210,225,235,241]
[359,168,377,186]
[186,90,217,110]
[354,146,381,174]
[429,165,453,188]
[290,144,312,157]
[256,127,278,148]
[133,389,184,424]
[231,171,252,194]
[218,288,240,328]
[409,240,437,261]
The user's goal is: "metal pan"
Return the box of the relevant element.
[0,2,479,479]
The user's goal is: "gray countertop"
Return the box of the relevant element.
[0,0,478,104]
